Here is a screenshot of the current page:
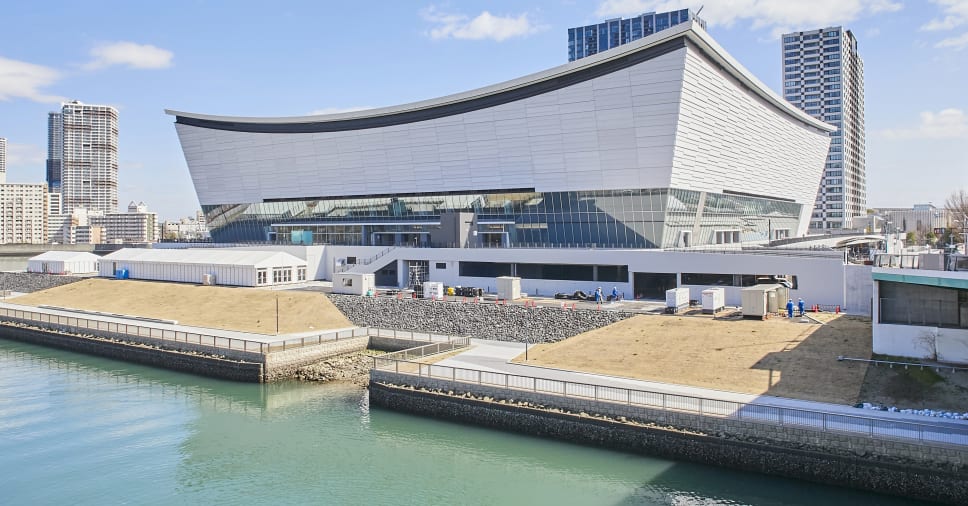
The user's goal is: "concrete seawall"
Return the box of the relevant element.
[370,382,968,505]
[1,324,264,381]
[0,321,428,382]
[370,370,966,471]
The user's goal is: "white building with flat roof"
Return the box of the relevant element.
[99,248,307,287]
[0,183,48,244]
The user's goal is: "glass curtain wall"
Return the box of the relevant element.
[203,188,801,248]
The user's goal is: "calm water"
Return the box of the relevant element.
[0,339,925,506]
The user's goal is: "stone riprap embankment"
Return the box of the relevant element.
[329,295,634,343]
[0,272,85,293]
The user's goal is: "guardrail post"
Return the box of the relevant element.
[594,385,598,401]
[627,389,631,405]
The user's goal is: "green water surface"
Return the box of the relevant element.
[0,338,927,505]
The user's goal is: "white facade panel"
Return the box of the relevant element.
[172,49,692,206]
[670,48,831,237]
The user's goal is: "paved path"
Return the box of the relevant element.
[432,339,968,446]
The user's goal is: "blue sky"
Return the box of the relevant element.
[1,0,965,220]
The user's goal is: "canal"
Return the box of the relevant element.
[0,338,926,505]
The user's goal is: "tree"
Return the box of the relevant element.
[905,231,916,246]
[945,189,968,245]
[945,188,968,218]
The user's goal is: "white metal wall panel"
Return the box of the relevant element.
[670,48,831,236]
[174,49,689,206]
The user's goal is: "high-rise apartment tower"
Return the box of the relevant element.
[46,112,63,192]
[0,137,6,184]
[47,101,119,214]
[781,27,866,230]
[567,9,706,61]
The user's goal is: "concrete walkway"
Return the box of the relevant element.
[434,339,968,443]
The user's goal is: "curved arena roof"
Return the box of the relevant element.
[166,21,834,135]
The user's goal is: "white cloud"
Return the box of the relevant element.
[83,41,173,70]
[880,109,968,140]
[936,31,968,48]
[921,0,968,31]
[5,142,46,167]
[595,0,901,37]
[0,56,65,103]
[421,6,545,41]
[308,106,374,116]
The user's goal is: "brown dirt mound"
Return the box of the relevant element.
[11,278,352,335]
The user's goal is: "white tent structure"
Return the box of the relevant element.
[27,251,101,275]
[98,248,308,287]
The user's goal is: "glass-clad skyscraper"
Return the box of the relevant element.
[168,22,832,249]
[567,9,706,61]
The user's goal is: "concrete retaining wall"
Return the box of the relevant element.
[367,335,436,352]
[370,382,968,505]
[370,370,967,470]
[1,324,264,382]
[330,295,633,342]
[263,336,368,381]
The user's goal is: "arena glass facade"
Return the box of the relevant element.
[204,188,802,249]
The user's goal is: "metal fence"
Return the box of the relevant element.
[381,337,471,362]
[0,306,377,355]
[372,358,968,449]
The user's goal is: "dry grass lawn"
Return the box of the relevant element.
[11,278,352,335]
[513,312,873,405]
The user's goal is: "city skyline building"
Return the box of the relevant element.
[0,137,6,184]
[0,182,48,244]
[48,101,119,214]
[46,112,63,192]
[567,8,705,61]
[781,27,867,231]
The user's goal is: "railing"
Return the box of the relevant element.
[838,355,968,373]
[0,306,373,355]
[335,246,397,273]
[265,327,371,353]
[372,358,968,449]
[381,338,470,362]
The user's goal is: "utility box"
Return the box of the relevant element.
[665,288,689,313]
[332,272,374,295]
[740,284,789,319]
[701,287,725,314]
[423,281,445,299]
[496,276,521,300]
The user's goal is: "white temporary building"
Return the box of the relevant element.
[27,251,101,274]
[98,248,308,287]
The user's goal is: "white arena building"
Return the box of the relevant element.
[166,21,872,311]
